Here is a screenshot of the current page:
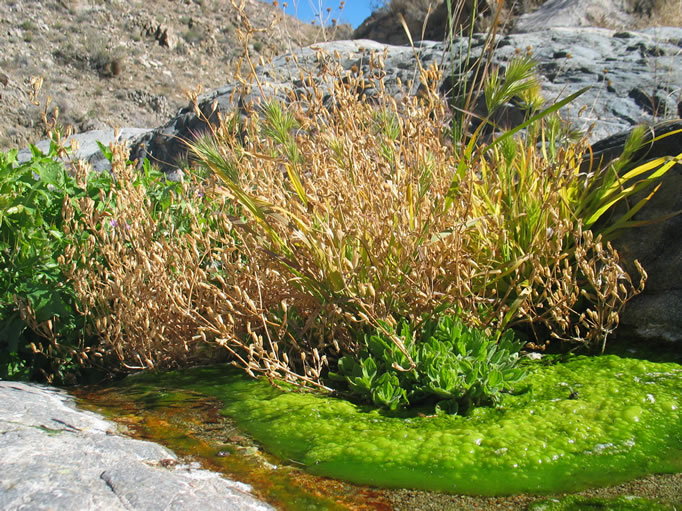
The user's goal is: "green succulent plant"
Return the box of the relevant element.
[329,314,528,414]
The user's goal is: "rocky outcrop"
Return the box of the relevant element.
[129,27,682,169]
[351,0,676,44]
[513,0,676,32]
[141,20,178,50]
[0,381,273,511]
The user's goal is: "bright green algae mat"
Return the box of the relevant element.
[121,354,682,495]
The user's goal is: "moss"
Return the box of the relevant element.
[122,354,681,495]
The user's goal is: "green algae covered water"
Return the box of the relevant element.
[119,354,681,496]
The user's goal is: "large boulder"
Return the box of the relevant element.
[513,0,676,32]
[0,381,273,511]
[351,0,676,43]
[594,121,682,343]
[616,162,682,343]
[129,28,682,167]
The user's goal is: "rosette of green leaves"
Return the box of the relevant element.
[329,315,527,414]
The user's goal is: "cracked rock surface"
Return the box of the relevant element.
[0,381,273,511]
[131,27,682,171]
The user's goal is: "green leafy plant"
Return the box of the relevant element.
[329,314,527,414]
[0,143,113,381]
[0,140,197,382]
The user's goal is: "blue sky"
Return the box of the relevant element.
[278,0,375,29]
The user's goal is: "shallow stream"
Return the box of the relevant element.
[72,350,682,510]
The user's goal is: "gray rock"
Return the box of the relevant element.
[353,0,669,41]
[0,381,274,511]
[600,122,682,343]
[513,0,645,32]
[129,28,682,170]
[17,128,150,172]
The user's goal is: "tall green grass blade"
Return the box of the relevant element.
[599,183,662,237]
[584,153,681,228]
[484,87,591,154]
[603,154,675,197]
[285,163,308,207]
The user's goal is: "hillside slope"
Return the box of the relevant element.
[0,0,351,150]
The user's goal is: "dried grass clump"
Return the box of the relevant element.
[22,2,667,386]
[185,47,646,385]
[58,152,203,369]
[51,147,242,373]
[39,140,327,385]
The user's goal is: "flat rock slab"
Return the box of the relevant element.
[16,128,151,172]
[0,381,273,511]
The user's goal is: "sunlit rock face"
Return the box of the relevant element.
[131,27,682,169]
[0,382,274,511]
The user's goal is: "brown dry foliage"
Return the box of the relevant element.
[58,152,221,371]
[22,1,648,387]
[184,49,644,383]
